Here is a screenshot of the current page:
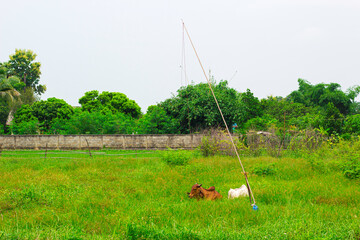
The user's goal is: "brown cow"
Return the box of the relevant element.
[187,183,222,200]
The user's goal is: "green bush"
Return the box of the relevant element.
[288,113,324,130]
[251,163,277,176]
[199,130,254,157]
[199,135,220,157]
[343,114,360,136]
[160,149,192,166]
[14,98,74,133]
[137,105,180,134]
[288,129,326,153]
[243,114,278,131]
[51,111,136,134]
[10,120,39,134]
[341,155,360,179]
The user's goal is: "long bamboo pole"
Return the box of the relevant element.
[182,21,256,206]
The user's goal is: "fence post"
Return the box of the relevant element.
[45,143,48,159]
[277,112,286,157]
[85,139,92,157]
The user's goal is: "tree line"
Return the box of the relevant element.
[1,49,360,137]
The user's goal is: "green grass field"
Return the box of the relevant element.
[0,149,359,239]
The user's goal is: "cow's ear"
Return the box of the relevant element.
[199,184,202,187]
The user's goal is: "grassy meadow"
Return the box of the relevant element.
[0,148,359,239]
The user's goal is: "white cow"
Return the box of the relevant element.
[228,185,249,199]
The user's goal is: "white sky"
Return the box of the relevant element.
[1,0,360,112]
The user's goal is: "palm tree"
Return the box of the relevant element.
[0,66,21,126]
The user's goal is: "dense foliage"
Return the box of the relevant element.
[0,50,45,133]
[137,105,180,134]
[2,77,359,137]
[11,98,74,134]
[3,49,46,95]
[79,90,141,118]
[0,65,23,131]
[1,49,360,137]
[159,80,249,133]
[51,110,136,135]
[288,79,359,115]
[3,78,360,137]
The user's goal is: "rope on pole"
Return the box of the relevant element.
[182,20,257,207]
[181,20,190,86]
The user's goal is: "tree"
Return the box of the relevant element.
[13,104,36,123]
[79,90,141,118]
[14,98,74,133]
[0,65,23,131]
[343,114,360,136]
[261,96,312,124]
[288,79,358,115]
[288,113,324,130]
[0,99,9,132]
[159,80,244,133]
[78,90,101,112]
[9,120,39,135]
[240,89,262,121]
[323,102,344,135]
[4,49,46,95]
[0,66,22,104]
[243,114,279,131]
[347,86,360,115]
[137,105,180,134]
[50,110,136,134]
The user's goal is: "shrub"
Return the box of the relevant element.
[51,111,136,134]
[343,114,360,136]
[137,105,180,134]
[198,129,226,157]
[265,131,283,158]
[288,113,324,130]
[160,149,192,166]
[340,155,360,179]
[251,163,277,176]
[246,130,283,157]
[288,129,326,153]
[243,114,278,131]
[199,135,220,157]
[13,98,74,133]
[10,120,39,134]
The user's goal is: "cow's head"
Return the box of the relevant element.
[188,183,203,199]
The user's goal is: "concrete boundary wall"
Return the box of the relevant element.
[0,134,203,150]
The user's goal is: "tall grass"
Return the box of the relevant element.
[0,149,359,239]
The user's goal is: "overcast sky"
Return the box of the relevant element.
[1,0,360,112]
